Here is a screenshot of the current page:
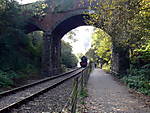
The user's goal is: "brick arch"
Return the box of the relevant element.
[51,9,90,31]
[51,9,97,39]
[52,14,88,39]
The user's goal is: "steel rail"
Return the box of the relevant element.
[0,68,81,97]
[0,68,85,113]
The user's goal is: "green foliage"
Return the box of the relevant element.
[0,0,28,71]
[0,70,13,87]
[84,0,150,62]
[21,0,48,17]
[127,65,150,80]
[0,30,42,87]
[122,75,150,96]
[79,88,88,98]
[61,64,68,73]
[85,46,98,63]
[86,29,112,69]
[65,31,78,42]
[0,31,42,72]
[0,70,24,87]
[84,0,150,48]
[131,38,150,67]
[102,64,111,72]
[121,65,150,95]
[0,0,43,88]
[0,0,26,34]
[92,29,112,62]
[61,41,78,68]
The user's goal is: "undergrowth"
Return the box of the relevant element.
[0,70,23,88]
[76,87,88,113]
[79,88,88,100]
[121,65,150,96]
[0,65,38,89]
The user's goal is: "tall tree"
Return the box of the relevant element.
[82,0,149,48]
[61,41,78,68]
[82,0,150,71]
[92,29,112,62]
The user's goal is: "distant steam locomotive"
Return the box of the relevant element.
[80,56,88,67]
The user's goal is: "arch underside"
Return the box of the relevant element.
[52,14,89,38]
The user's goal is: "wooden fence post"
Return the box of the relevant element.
[71,77,79,113]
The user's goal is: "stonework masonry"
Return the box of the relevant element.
[25,0,130,76]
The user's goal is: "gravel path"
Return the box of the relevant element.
[85,69,150,113]
[11,78,73,113]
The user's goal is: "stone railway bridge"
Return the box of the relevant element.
[23,0,129,76]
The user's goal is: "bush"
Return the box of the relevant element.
[122,75,150,96]
[0,70,24,88]
[0,70,13,87]
[102,64,111,72]
[122,65,150,96]
[127,65,150,80]
[61,41,78,68]
[20,64,38,74]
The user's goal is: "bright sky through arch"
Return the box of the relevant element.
[63,26,95,55]
[17,0,40,4]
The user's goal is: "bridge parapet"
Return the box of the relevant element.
[21,0,95,32]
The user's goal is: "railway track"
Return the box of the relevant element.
[0,67,85,113]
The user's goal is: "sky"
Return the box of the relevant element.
[63,26,95,55]
[17,0,39,4]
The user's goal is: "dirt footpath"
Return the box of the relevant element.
[85,69,150,113]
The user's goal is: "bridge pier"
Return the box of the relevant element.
[41,32,61,76]
[41,32,53,76]
[111,44,130,75]
[52,36,61,75]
